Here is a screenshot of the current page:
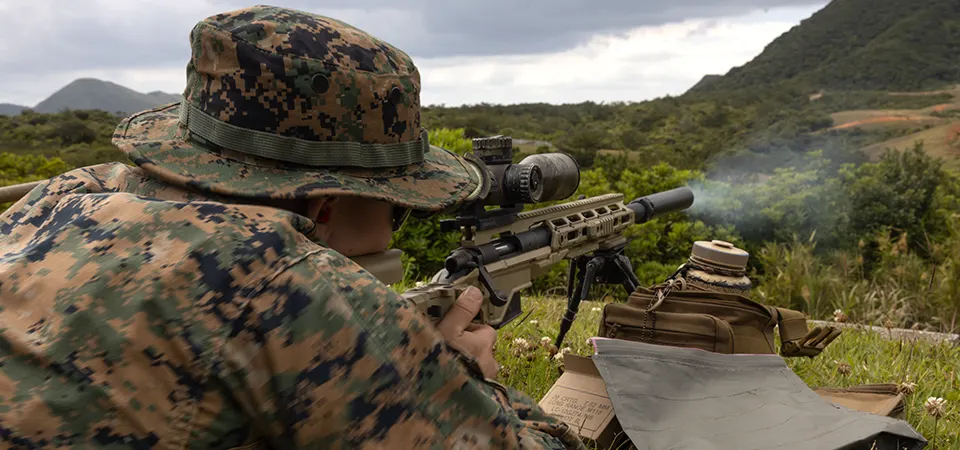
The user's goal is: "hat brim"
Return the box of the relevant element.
[111,102,481,211]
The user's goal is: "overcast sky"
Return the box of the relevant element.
[0,0,829,107]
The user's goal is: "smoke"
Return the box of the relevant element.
[679,141,860,248]
[685,177,737,217]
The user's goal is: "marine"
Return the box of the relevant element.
[0,5,584,449]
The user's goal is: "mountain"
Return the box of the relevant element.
[18,78,180,116]
[688,74,722,92]
[0,104,26,115]
[688,0,960,94]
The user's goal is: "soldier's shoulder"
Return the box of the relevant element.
[0,189,323,305]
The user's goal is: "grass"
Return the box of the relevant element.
[822,85,960,170]
[860,122,960,168]
[468,292,959,449]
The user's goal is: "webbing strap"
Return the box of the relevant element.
[178,100,429,168]
[775,307,811,343]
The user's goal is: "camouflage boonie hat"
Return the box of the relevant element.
[111,5,480,211]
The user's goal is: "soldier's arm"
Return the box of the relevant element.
[217,249,584,449]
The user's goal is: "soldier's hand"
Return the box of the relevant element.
[437,286,499,379]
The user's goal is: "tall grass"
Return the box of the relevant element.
[751,229,960,333]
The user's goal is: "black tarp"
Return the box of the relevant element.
[590,338,927,450]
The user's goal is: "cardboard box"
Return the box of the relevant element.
[538,354,625,448]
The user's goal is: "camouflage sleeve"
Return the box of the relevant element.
[215,247,585,450]
[490,381,588,450]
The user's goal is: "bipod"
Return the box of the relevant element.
[554,242,641,348]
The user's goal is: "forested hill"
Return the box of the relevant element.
[689,0,960,93]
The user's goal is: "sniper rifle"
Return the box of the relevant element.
[357,135,694,347]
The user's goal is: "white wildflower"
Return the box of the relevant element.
[898,381,916,395]
[924,397,947,418]
[833,309,847,323]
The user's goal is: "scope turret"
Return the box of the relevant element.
[472,135,514,163]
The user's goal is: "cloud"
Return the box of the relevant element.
[0,0,827,106]
[418,5,825,105]
[262,0,828,58]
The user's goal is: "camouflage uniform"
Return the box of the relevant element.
[0,6,584,450]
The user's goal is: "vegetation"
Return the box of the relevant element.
[0,109,128,168]
[689,0,960,93]
[423,86,954,180]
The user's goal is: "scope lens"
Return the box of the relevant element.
[517,153,580,202]
[499,164,542,204]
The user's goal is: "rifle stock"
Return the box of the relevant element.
[352,249,405,285]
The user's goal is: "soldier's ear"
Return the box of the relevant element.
[306,196,337,223]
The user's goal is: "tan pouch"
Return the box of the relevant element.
[814,384,906,419]
[599,302,736,353]
[624,286,841,357]
[626,287,779,354]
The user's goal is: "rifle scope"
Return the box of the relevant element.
[471,135,580,206]
[444,186,695,275]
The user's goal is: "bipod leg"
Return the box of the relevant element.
[555,255,604,348]
[613,254,642,294]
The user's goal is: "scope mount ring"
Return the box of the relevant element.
[463,152,493,201]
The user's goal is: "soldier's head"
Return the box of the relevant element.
[112,5,482,255]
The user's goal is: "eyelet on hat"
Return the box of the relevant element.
[311,74,330,94]
[388,87,402,105]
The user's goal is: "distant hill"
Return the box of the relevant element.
[0,78,180,116]
[0,104,26,116]
[33,78,180,115]
[688,0,960,94]
[689,74,722,91]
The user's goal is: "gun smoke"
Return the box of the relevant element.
[680,143,858,249]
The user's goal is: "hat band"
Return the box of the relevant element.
[177,99,429,168]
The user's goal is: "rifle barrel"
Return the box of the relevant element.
[626,187,694,224]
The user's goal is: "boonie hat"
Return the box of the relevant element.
[111,5,481,211]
